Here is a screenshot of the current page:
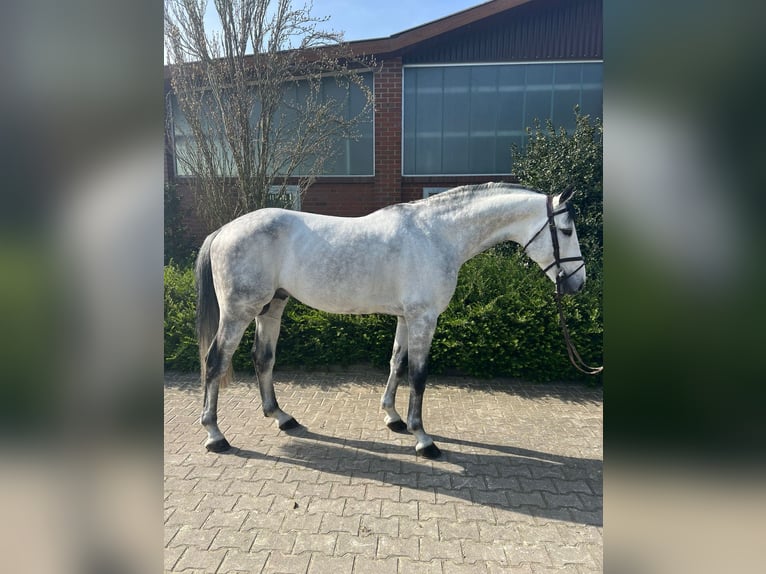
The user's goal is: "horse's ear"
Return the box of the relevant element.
[558,186,575,204]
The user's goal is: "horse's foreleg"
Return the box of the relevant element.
[253,295,298,430]
[382,317,408,433]
[406,314,441,459]
[201,317,251,452]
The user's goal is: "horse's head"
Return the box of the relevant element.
[522,187,586,295]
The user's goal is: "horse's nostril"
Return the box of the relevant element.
[559,277,583,295]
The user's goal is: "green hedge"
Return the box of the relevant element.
[164,250,602,382]
[164,264,199,370]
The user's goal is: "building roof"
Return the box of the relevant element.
[343,0,536,58]
[165,0,601,81]
[165,0,540,80]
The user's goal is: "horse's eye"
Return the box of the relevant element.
[561,228,573,237]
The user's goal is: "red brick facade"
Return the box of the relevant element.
[373,58,404,208]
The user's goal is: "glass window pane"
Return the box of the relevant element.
[444,66,471,90]
[494,134,513,174]
[580,87,602,119]
[498,65,526,86]
[322,77,347,110]
[524,90,552,126]
[349,132,373,175]
[525,64,553,86]
[401,63,601,176]
[403,133,416,174]
[582,63,603,84]
[416,69,443,134]
[349,75,369,117]
[412,68,443,173]
[416,136,441,174]
[470,66,498,134]
[443,135,469,173]
[403,69,418,174]
[554,63,582,85]
[443,67,470,134]
[470,136,496,173]
[552,88,581,130]
[471,66,497,89]
[497,89,524,136]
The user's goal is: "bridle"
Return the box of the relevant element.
[523,195,603,376]
[522,195,586,284]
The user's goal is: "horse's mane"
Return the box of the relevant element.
[414,182,538,206]
[373,182,541,218]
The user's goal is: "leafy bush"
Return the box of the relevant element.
[276,307,396,370]
[163,263,198,370]
[512,108,603,264]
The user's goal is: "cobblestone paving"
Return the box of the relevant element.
[165,370,602,573]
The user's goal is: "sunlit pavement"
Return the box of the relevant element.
[165,370,602,573]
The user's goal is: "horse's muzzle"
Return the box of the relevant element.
[557,273,585,295]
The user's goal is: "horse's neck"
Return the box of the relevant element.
[428,191,541,264]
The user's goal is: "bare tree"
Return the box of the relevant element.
[165,0,374,230]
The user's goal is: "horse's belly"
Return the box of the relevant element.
[276,250,399,313]
[285,275,403,316]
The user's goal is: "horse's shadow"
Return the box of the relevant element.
[223,425,602,526]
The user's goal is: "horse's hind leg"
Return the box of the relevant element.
[382,317,408,433]
[201,316,251,452]
[252,293,298,430]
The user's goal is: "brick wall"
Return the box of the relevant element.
[302,179,376,217]
[373,57,403,209]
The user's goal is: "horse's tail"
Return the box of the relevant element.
[195,229,232,388]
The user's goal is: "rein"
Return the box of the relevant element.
[554,284,603,375]
[524,195,603,376]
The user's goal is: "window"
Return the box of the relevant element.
[423,187,449,198]
[172,73,373,177]
[282,74,374,176]
[267,185,301,210]
[403,62,602,175]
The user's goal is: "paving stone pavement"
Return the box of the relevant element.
[165,370,602,573]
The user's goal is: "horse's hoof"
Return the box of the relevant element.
[205,438,231,453]
[416,443,442,459]
[279,417,300,431]
[387,420,409,433]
